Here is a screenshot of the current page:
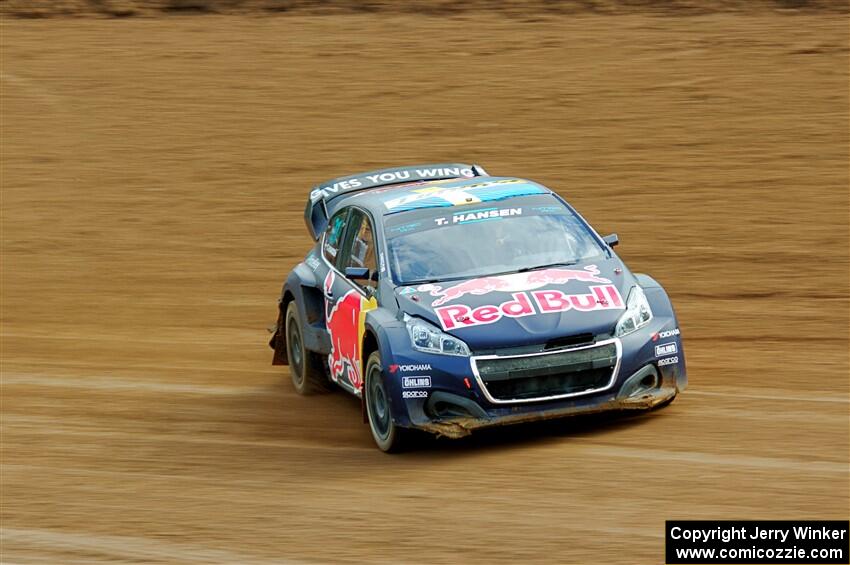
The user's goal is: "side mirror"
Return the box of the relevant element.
[345,267,370,281]
[603,233,619,247]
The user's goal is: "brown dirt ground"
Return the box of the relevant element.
[2,11,849,564]
[2,0,849,19]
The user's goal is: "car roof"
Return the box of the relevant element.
[338,176,553,217]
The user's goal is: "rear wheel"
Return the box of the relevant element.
[365,351,407,453]
[285,301,329,395]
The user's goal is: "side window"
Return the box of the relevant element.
[322,209,348,265]
[341,211,378,290]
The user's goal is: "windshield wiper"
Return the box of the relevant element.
[401,262,580,286]
[516,261,578,273]
[401,274,472,286]
[401,278,442,286]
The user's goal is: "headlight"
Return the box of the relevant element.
[405,315,471,356]
[614,285,653,337]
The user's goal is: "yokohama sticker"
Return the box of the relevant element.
[389,363,432,373]
[435,285,624,331]
[652,328,680,341]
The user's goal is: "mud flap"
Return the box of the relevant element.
[269,314,288,366]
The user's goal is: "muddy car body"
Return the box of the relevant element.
[270,163,687,451]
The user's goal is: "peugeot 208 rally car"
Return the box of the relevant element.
[270,163,686,452]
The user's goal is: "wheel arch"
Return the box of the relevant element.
[280,288,296,316]
[272,263,331,365]
[362,311,414,429]
[361,328,380,374]
[271,289,299,366]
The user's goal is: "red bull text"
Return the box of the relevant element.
[435,285,624,331]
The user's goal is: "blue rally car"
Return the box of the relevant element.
[270,163,686,451]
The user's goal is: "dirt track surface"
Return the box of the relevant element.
[2,12,849,564]
[3,0,849,19]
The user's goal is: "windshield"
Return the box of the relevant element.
[385,195,606,285]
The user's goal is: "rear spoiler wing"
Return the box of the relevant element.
[303,162,488,240]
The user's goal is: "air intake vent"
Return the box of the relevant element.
[544,333,594,350]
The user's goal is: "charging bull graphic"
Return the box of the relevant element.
[324,272,377,392]
[418,266,611,307]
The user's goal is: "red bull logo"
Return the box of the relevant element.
[419,266,611,307]
[435,285,624,331]
[324,272,377,392]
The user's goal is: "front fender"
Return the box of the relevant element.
[364,311,417,427]
[636,274,687,392]
[636,273,675,319]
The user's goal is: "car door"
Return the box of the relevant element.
[323,208,379,395]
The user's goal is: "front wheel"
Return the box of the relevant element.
[364,351,408,453]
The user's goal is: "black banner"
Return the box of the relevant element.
[666,520,849,564]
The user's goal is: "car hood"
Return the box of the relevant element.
[395,258,634,350]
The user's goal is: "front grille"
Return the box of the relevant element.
[473,340,619,403]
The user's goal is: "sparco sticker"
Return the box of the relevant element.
[655,342,678,357]
[658,356,679,367]
[402,377,431,389]
[402,390,429,399]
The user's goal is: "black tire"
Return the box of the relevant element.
[364,351,408,453]
[285,301,329,395]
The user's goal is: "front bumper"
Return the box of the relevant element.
[414,376,678,439]
[383,321,687,438]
